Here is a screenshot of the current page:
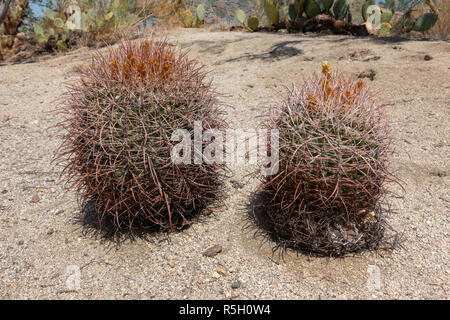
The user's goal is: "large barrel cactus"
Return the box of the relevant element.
[57,38,226,233]
[252,63,399,256]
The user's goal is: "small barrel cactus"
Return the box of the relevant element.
[57,38,226,233]
[252,62,399,256]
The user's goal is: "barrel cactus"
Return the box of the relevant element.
[252,63,399,256]
[57,38,226,232]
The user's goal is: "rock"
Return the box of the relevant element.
[230,180,245,189]
[349,49,371,61]
[203,245,222,257]
[212,271,221,279]
[357,69,376,81]
[1,189,7,194]
[216,265,228,276]
[168,262,176,268]
[31,194,40,203]
[430,168,446,177]
[232,280,241,289]
[363,56,381,62]
[424,55,433,61]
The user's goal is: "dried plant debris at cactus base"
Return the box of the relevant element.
[56,38,226,235]
[249,65,402,257]
[248,193,400,257]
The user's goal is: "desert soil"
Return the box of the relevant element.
[0,29,449,299]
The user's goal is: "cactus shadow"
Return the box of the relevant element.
[178,35,253,55]
[214,40,304,65]
[75,199,203,244]
[368,35,441,44]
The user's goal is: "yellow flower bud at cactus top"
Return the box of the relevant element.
[322,61,331,75]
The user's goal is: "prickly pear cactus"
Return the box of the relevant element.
[264,0,280,25]
[54,17,64,28]
[288,4,297,20]
[181,9,194,27]
[413,12,438,32]
[294,0,305,18]
[391,17,414,34]
[196,4,205,22]
[32,8,72,52]
[333,0,350,21]
[56,39,67,52]
[304,0,321,18]
[321,0,334,11]
[247,15,259,31]
[236,9,245,25]
[45,8,54,20]
[362,0,376,21]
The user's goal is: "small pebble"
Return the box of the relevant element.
[203,245,222,257]
[216,265,228,276]
[232,280,241,289]
[230,180,245,189]
[357,69,377,81]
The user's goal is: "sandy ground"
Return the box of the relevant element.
[0,29,449,299]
